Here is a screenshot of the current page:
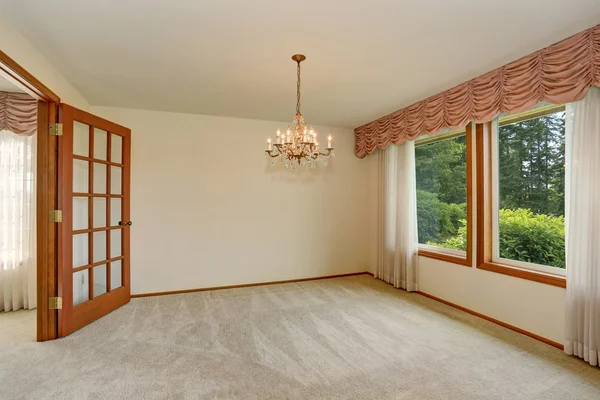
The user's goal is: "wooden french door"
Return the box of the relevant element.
[57,104,131,336]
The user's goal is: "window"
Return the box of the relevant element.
[0,130,36,267]
[415,127,472,265]
[490,105,566,276]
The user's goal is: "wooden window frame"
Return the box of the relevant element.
[416,124,473,268]
[0,50,61,341]
[475,120,566,288]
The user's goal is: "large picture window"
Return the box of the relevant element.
[415,127,472,265]
[491,105,566,276]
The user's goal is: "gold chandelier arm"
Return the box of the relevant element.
[316,149,333,157]
[265,149,281,158]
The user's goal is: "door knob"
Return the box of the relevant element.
[119,221,133,226]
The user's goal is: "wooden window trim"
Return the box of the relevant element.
[475,121,566,288]
[476,122,492,267]
[498,104,565,127]
[416,124,473,268]
[418,249,470,267]
[478,262,566,288]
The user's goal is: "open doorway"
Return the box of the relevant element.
[0,49,59,342]
[0,49,131,341]
[0,75,37,342]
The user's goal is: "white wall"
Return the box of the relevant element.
[0,15,89,110]
[92,106,373,295]
[418,258,565,344]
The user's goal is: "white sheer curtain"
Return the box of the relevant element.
[376,142,418,291]
[564,87,600,366]
[0,129,37,312]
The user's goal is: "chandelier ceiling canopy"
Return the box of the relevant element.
[265,54,334,169]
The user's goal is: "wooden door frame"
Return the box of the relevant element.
[0,50,61,341]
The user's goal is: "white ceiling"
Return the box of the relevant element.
[0,1,598,129]
[0,74,24,93]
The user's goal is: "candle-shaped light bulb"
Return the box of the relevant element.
[327,135,332,149]
[276,129,281,144]
[267,137,272,151]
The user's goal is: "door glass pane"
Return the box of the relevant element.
[110,198,121,227]
[93,231,107,263]
[110,261,122,289]
[93,163,107,194]
[94,128,108,161]
[110,229,122,257]
[111,134,122,163]
[93,197,107,228]
[73,234,89,268]
[73,197,88,230]
[111,166,122,194]
[73,122,90,157]
[73,269,89,306]
[94,264,107,297]
[73,160,89,193]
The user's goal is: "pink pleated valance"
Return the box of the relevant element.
[0,91,37,136]
[354,24,600,158]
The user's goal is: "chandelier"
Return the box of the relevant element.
[265,54,334,169]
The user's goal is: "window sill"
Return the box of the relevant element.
[478,262,566,288]
[418,249,470,267]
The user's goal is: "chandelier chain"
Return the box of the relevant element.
[296,61,301,115]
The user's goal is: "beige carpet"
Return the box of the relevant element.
[1,275,599,399]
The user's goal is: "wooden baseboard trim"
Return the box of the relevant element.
[417,291,564,350]
[131,271,372,298]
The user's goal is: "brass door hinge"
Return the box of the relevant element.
[49,297,62,310]
[50,123,63,136]
[49,210,63,223]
